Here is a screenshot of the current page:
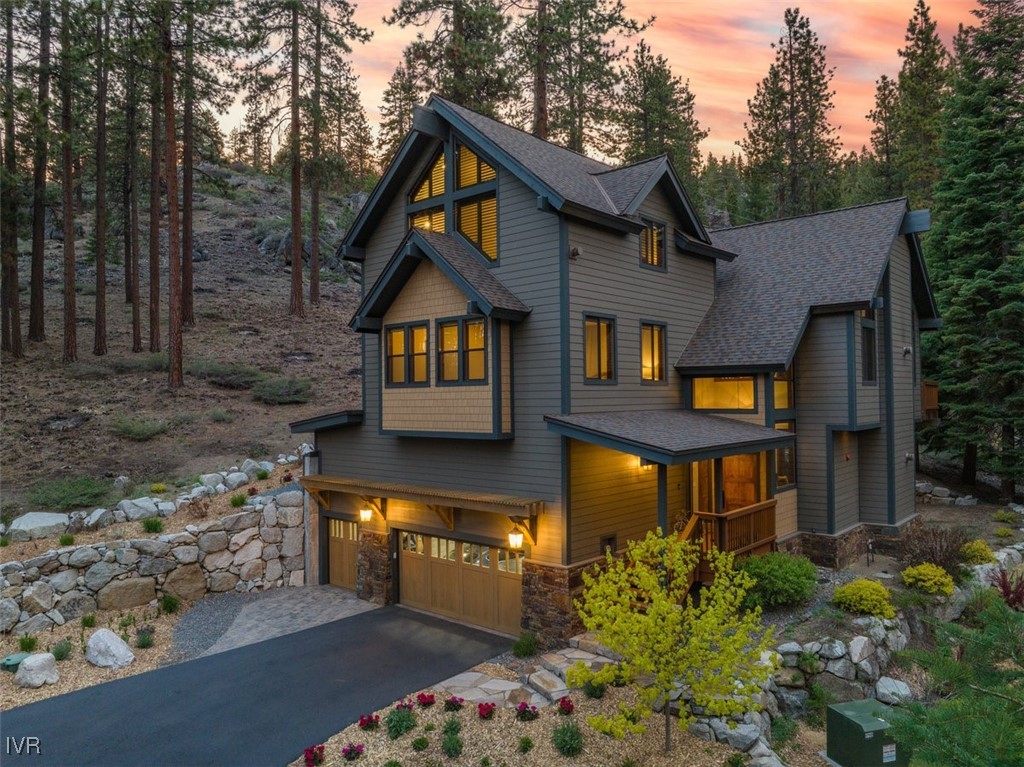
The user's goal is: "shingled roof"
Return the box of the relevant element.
[676,199,911,372]
[350,228,530,330]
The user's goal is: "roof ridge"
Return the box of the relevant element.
[710,197,909,233]
[590,154,667,176]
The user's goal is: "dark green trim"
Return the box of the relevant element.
[657,463,668,534]
[435,315,489,387]
[559,215,571,414]
[411,104,447,139]
[846,313,858,425]
[380,429,513,440]
[676,363,785,376]
[919,318,943,330]
[491,317,501,434]
[638,320,669,385]
[289,410,364,434]
[883,270,897,525]
[690,374,759,414]
[561,201,643,233]
[674,229,737,262]
[899,209,930,234]
[382,322,430,389]
[562,436,571,566]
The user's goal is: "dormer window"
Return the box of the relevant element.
[411,151,445,203]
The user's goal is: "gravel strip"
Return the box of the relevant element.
[169,591,262,662]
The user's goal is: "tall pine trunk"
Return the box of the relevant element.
[148,70,161,352]
[288,2,303,317]
[1,0,23,357]
[161,0,182,388]
[92,3,107,356]
[60,0,75,363]
[309,0,322,306]
[532,0,548,139]
[181,1,195,327]
[125,13,141,352]
[28,0,50,342]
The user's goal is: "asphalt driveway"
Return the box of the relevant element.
[1,607,510,767]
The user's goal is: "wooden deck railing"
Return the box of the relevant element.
[678,499,778,585]
[921,380,939,421]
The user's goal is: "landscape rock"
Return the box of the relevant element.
[709,719,761,750]
[157,502,177,517]
[281,528,303,557]
[46,608,65,626]
[229,528,259,551]
[84,561,126,592]
[847,635,875,664]
[138,557,176,576]
[260,526,281,544]
[222,511,260,533]
[232,539,262,566]
[163,564,206,602]
[814,672,864,703]
[224,472,249,491]
[856,657,881,683]
[915,482,934,495]
[131,539,170,557]
[14,653,59,688]
[279,507,303,527]
[826,657,857,681]
[774,667,805,688]
[239,559,264,581]
[954,496,978,506]
[15,613,54,635]
[115,548,140,566]
[265,559,283,583]
[8,512,70,542]
[209,572,238,592]
[21,582,56,615]
[201,549,234,571]
[817,637,846,659]
[241,459,263,479]
[200,473,224,489]
[0,597,20,632]
[57,592,97,619]
[527,668,569,700]
[931,486,950,498]
[198,531,228,553]
[97,577,156,610]
[83,508,114,530]
[875,677,912,705]
[117,497,160,521]
[288,570,304,587]
[86,628,135,669]
[172,546,200,564]
[852,616,887,645]
[48,569,79,594]
[113,475,132,490]
[276,490,303,508]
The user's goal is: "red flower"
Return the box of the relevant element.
[558,696,574,715]
[248,486,258,496]
[443,696,465,712]
[341,742,364,762]
[303,744,325,767]
[477,701,496,720]
[357,714,379,730]
[416,692,436,707]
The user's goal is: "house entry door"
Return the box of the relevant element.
[327,518,359,589]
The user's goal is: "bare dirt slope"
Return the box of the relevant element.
[1,171,362,511]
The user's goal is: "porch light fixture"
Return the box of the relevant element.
[359,507,374,523]
[507,515,537,549]
[507,524,525,550]
[639,457,655,471]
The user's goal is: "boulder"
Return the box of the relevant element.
[221,511,260,533]
[25,551,58,571]
[915,482,934,495]
[209,572,238,592]
[138,557,176,576]
[113,475,132,490]
[83,507,114,530]
[202,549,234,571]
[131,539,171,557]
[58,592,97,620]
[527,668,568,700]
[709,719,760,751]
[279,507,303,527]
[117,497,159,521]
[774,667,805,688]
[21,582,56,615]
[48,569,79,594]
[224,472,249,491]
[885,630,908,653]
[241,459,263,479]
[931,487,951,498]
[157,502,177,517]
[198,531,228,553]
[856,657,881,683]
[847,635,875,664]
[232,539,262,566]
[261,505,278,528]
[817,637,846,659]
[14,653,59,688]
[852,616,887,644]
[239,559,264,581]
[258,461,275,473]
[163,563,206,602]
[115,548,140,566]
[229,528,259,551]
[262,544,279,561]
[97,577,156,610]
[276,490,303,508]
[15,613,54,635]
[826,657,857,681]
[260,526,282,544]
[814,672,865,703]
[875,677,912,705]
[69,547,102,568]
[46,608,65,626]
[86,628,135,669]
[288,570,304,587]
[84,561,127,592]
[199,473,224,489]
[159,532,197,545]
[172,546,200,564]
[8,512,70,542]
[264,559,283,583]
[281,528,303,558]
[954,496,978,506]
[0,597,20,632]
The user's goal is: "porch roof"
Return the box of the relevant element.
[300,475,544,517]
[544,410,792,465]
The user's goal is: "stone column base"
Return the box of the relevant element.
[357,531,392,605]
[521,559,602,648]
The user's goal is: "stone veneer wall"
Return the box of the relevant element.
[520,560,597,647]
[0,491,307,636]
[779,525,870,569]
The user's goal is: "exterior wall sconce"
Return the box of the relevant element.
[507,525,525,550]
[507,515,537,549]
[639,457,655,471]
[359,496,385,522]
[359,508,374,523]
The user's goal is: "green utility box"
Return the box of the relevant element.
[825,699,910,767]
[1,653,31,672]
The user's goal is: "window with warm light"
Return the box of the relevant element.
[385,323,428,386]
[774,365,795,410]
[457,196,497,260]
[640,323,666,382]
[584,316,616,382]
[456,145,496,189]
[774,421,796,488]
[692,376,756,410]
[860,309,877,384]
[640,219,665,269]
[409,207,445,232]
[437,317,486,384]
[410,151,445,202]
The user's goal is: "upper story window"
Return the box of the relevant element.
[456,145,495,189]
[457,196,497,260]
[693,376,756,411]
[411,151,445,203]
[774,420,797,489]
[774,365,795,410]
[860,309,877,384]
[640,219,665,269]
[410,207,445,232]
[584,316,616,382]
[438,317,486,384]
[385,324,429,386]
[640,322,665,382]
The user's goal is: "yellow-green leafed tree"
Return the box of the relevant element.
[568,530,775,752]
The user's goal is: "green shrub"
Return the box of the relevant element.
[517,736,534,754]
[150,483,167,494]
[993,509,1019,524]
[135,626,155,649]
[187,360,265,390]
[59,533,75,546]
[833,578,896,619]
[901,563,955,596]
[553,720,584,757]
[411,736,429,752]
[109,353,168,374]
[902,527,969,582]
[27,476,110,510]
[582,679,606,699]
[81,614,96,628]
[256,469,270,480]
[994,527,1015,539]
[725,754,747,767]
[806,683,835,730]
[512,631,538,658]
[52,638,72,661]
[142,518,164,534]
[113,416,168,442]
[160,594,181,613]
[230,494,247,508]
[0,536,8,547]
[19,636,38,652]
[441,718,461,737]
[739,552,817,609]
[961,539,996,564]
[67,362,112,380]
[383,762,401,767]
[771,714,798,749]
[208,409,235,423]
[384,708,416,740]
[479,758,491,767]
[441,732,463,759]
[423,723,436,732]
[252,376,312,405]
[797,650,824,674]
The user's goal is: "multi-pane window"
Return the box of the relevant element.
[640,219,665,268]
[497,549,523,574]
[385,324,428,386]
[640,323,666,382]
[430,536,457,560]
[774,365,795,410]
[462,543,491,568]
[774,421,797,488]
[860,309,877,383]
[409,207,445,232]
[456,145,496,189]
[411,152,445,202]
[584,316,615,381]
[693,376,756,410]
[401,531,425,554]
[438,318,486,384]
[457,196,498,260]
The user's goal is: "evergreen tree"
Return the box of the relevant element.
[28,0,51,342]
[893,0,949,210]
[868,74,901,199]
[377,49,420,166]
[924,0,1024,497]
[741,7,840,219]
[1,0,24,358]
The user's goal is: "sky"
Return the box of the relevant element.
[231,0,980,160]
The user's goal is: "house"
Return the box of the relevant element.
[290,95,940,644]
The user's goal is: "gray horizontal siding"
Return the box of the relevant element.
[888,238,918,524]
[833,430,860,532]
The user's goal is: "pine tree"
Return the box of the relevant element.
[58,0,75,363]
[893,0,949,210]
[92,0,108,356]
[868,74,901,199]
[1,0,24,358]
[160,0,182,388]
[741,7,840,219]
[28,0,50,342]
[924,0,1024,497]
[377,49,420,166]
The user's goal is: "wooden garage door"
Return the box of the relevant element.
[328,519,359,589]
[399,532,522,635]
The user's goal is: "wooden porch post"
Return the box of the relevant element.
[714,458,725,551]
[657,463,668,535]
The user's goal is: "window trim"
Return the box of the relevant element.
[408,205,446,232]
[408,149,446,205]
[455,191,499,262]
[455,142,497,191]
[639,321,668,385]
[583,313,617,385]
[639,218,667,271]
[383,322,430,389]
[691,375,759,413]
[435,315,489,387]
[860,309,878,386]
[773,365,795,411]
[773,420,797,491]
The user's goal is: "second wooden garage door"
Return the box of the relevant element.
[398,532,522,635]
[328,519,359,589]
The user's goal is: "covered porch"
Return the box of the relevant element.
[545,410,794,583]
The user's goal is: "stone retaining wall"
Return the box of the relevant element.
[0,491,307,636]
